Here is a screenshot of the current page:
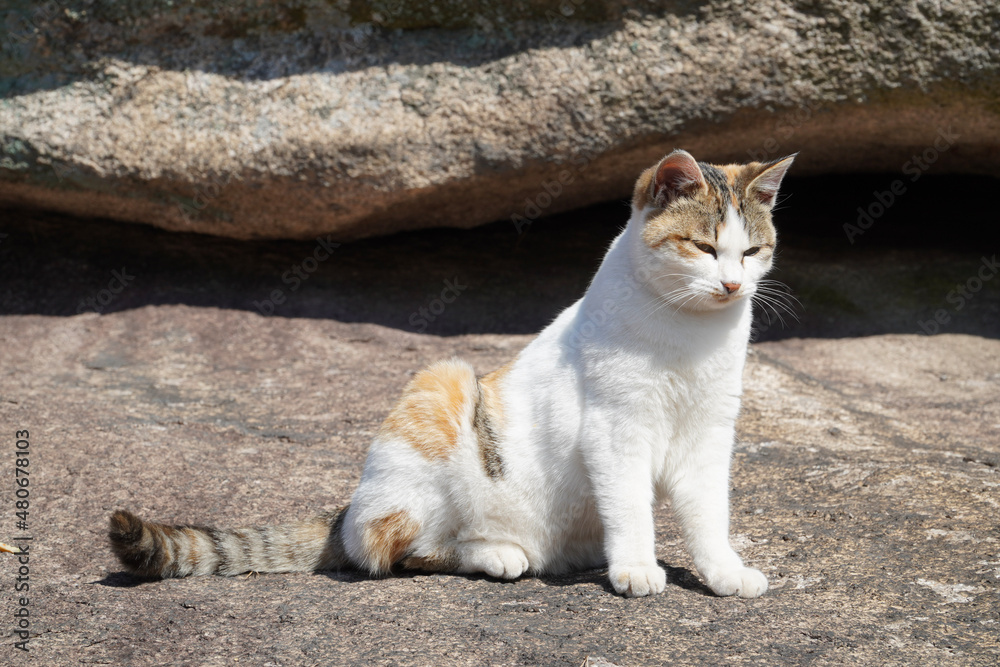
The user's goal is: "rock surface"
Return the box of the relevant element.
[2,0,999,239]
[0,196,997,664]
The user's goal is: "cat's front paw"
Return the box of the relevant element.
[705,566,768,598]
[609,564,667,597]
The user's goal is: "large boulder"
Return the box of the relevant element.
[1,0,998,240]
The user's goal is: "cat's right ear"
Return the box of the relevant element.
[652,150,707,207]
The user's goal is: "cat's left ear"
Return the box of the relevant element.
[748,154,796,207]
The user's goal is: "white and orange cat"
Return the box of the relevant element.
[110,149,794,597]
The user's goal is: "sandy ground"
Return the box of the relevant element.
[0,193,997,665]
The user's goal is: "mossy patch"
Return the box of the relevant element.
[795,283,866,317]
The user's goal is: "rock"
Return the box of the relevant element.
[1,1,999,240]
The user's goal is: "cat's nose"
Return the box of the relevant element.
[722,281,741,294]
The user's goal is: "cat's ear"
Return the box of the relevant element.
[748,154,796,207]
[651,150,706,207]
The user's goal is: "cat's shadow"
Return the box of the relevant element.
[92,571,157,588]
[535,561,714,597]
[314,559,714,597]
[94,560,713,596]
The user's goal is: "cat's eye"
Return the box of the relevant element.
[693,242,716,258]
[744,246,761,257]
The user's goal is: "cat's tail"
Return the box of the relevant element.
[107,506,351,578]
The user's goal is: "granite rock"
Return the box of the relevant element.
[1,0,999,239]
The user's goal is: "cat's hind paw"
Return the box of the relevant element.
[705,566,768,598]
[609,564,667,597]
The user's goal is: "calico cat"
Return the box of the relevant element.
[110,149,794,597]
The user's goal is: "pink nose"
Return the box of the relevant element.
[722,282,741,294]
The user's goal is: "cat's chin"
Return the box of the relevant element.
[674,291,749,313]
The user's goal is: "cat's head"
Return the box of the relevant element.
[632,149,794,312]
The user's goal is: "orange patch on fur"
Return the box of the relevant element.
[719,164,742,206]
[182,527,203,568]
[364,510,420,573]
[401,550,460,573]
[719,164,742,185]
[297,519,330,544]
[154,524,175,563]
[287,518,331,557]
[479,359,514,428]
[380,360,475,460]
[631,165,657,211]
[643,224,708,259]
[673,237,706,260]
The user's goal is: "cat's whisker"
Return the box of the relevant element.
[641,288,693,324]
[751,292,797,327]
[653,272,701,281]
[757,279,800,301]
[638,286,703,326]
[753,289,800,322]
[754,282,800,311]
[756,279,800,300]
[761,297,800,321]
[753,301,785,328]
[673,290,706,315]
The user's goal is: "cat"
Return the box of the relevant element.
[109,149,794,598]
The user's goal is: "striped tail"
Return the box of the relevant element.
[108,507,351,578]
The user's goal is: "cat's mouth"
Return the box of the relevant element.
[713,290,744,303]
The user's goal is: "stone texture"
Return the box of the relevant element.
[1,0,999,240]
[0,197,997,664]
